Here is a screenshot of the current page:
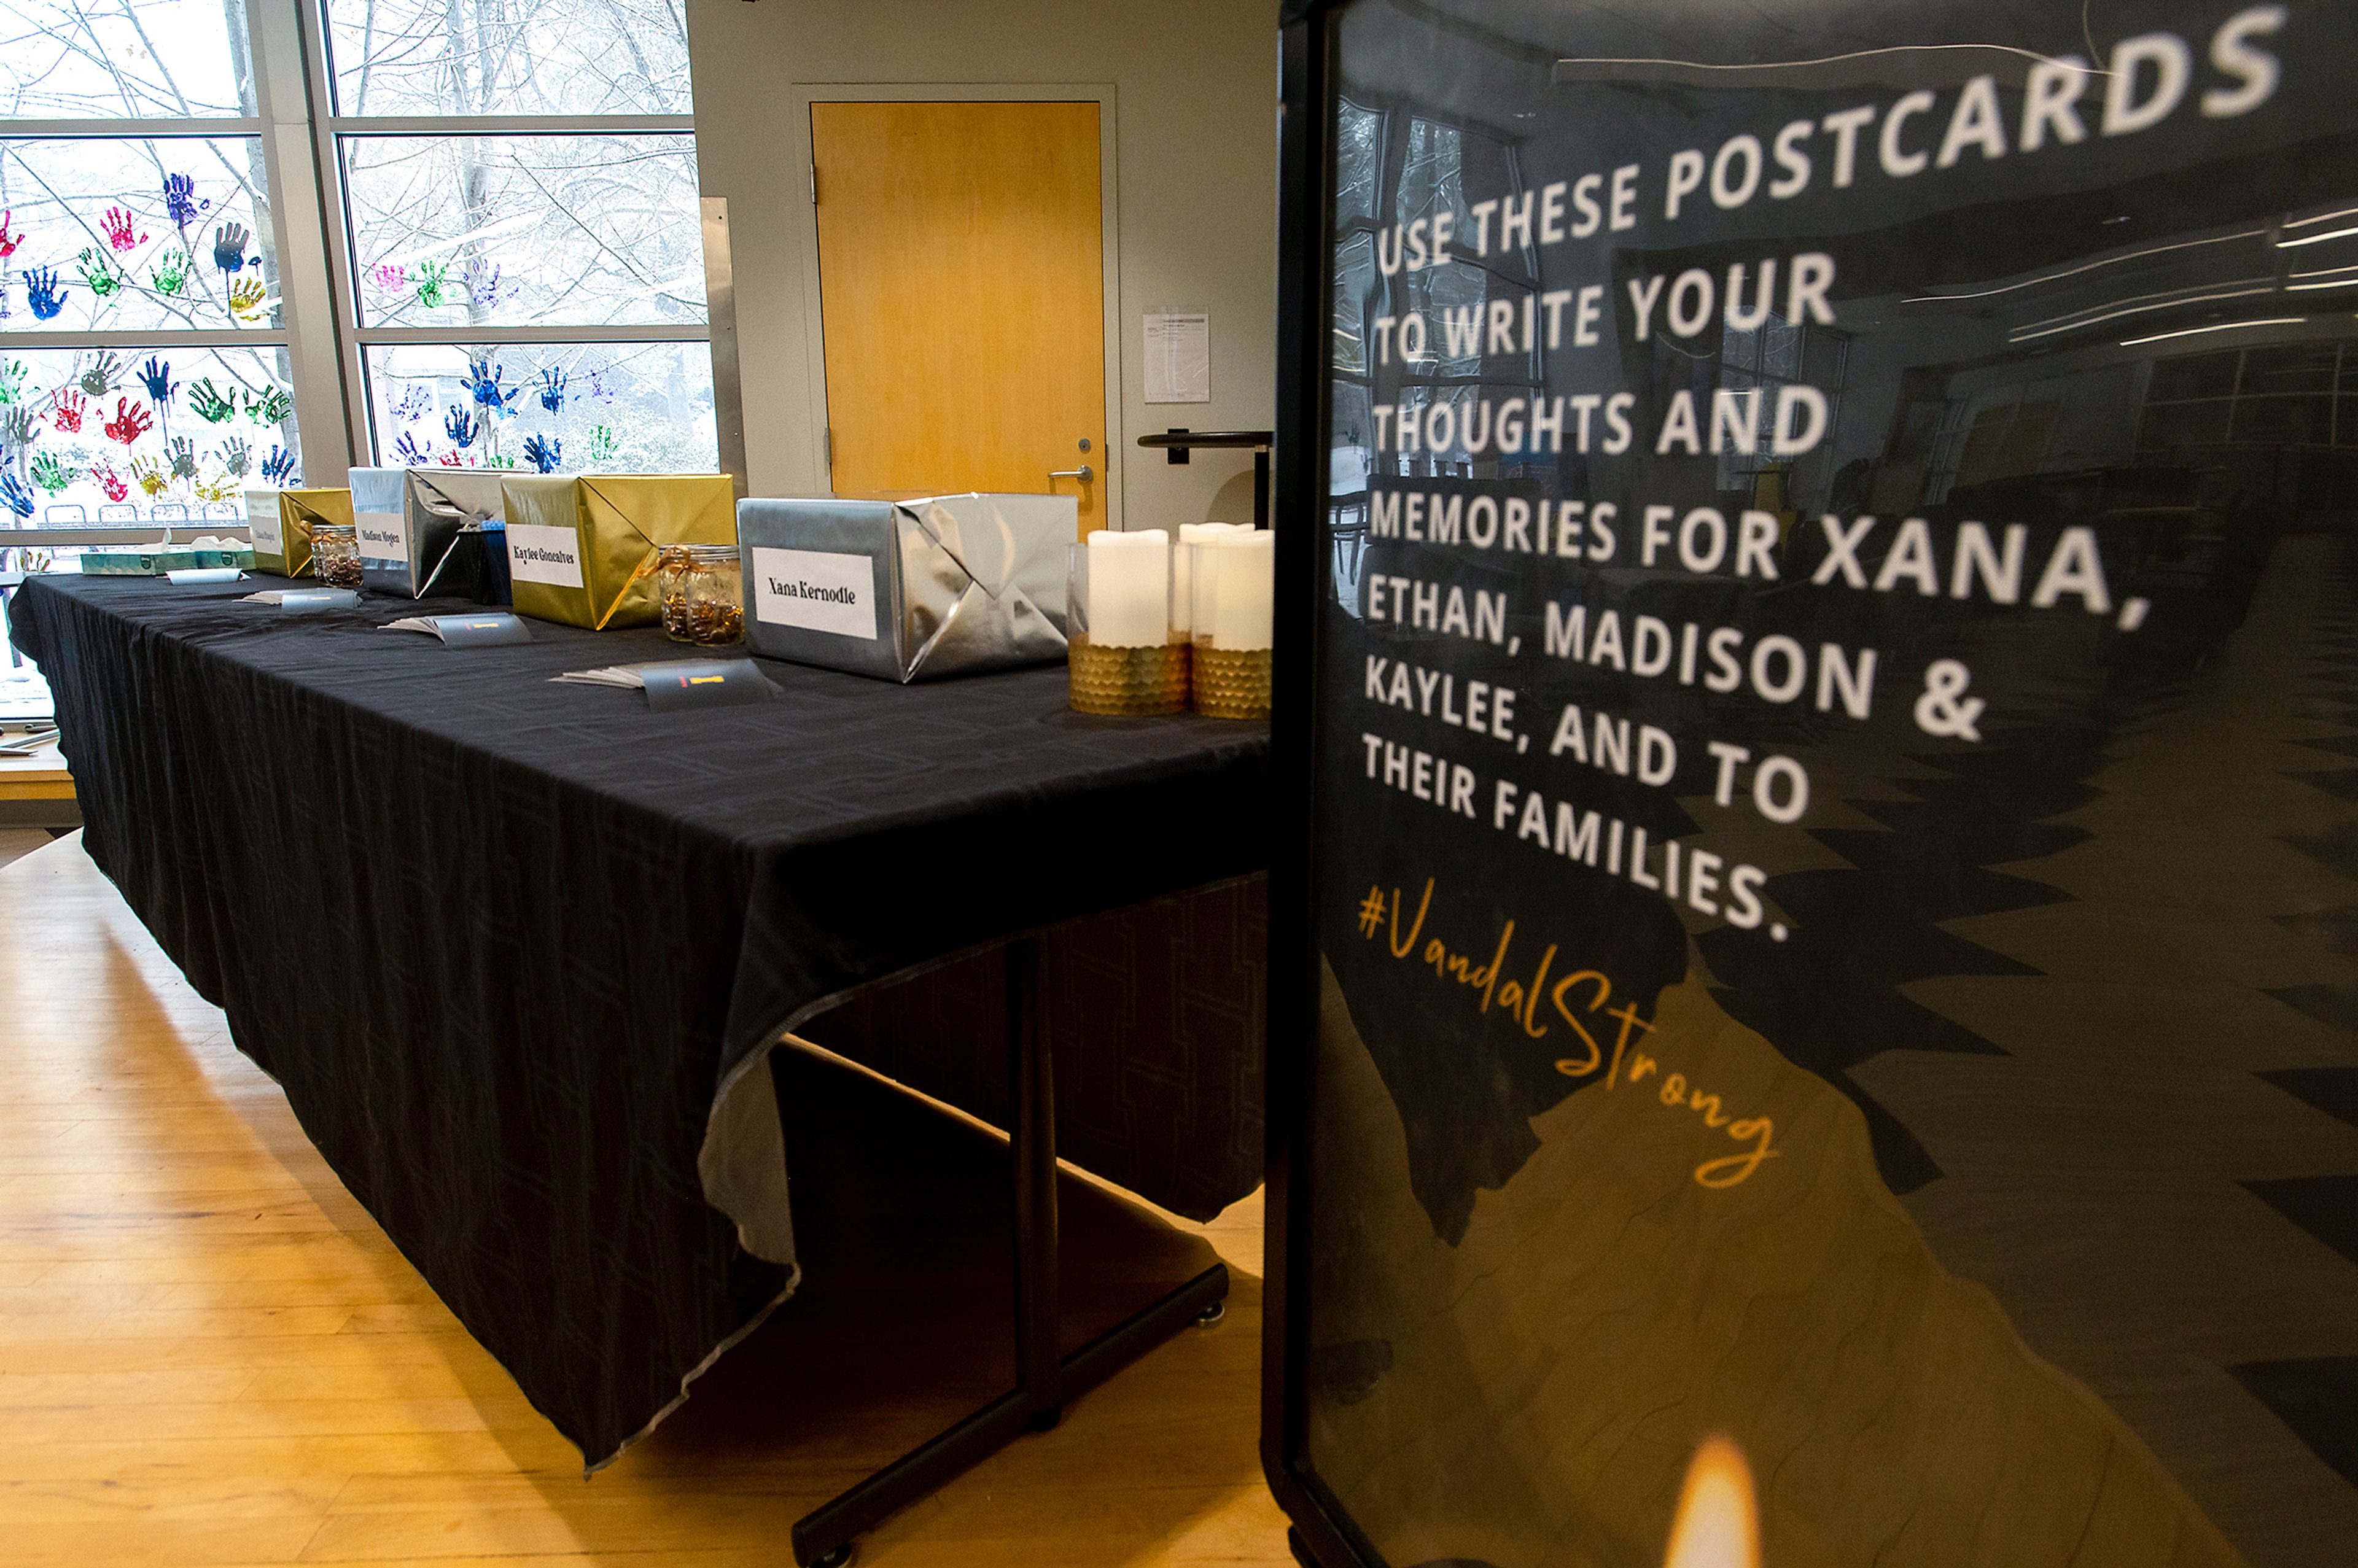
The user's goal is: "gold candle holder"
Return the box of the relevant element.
[1191,643,1272,719]
[1069,635,1189,715]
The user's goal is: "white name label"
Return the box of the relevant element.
[505,522,585,589]
[356,510,407,566]
[752,546,877,640]
[246,494,282,556]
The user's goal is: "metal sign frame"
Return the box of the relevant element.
[1264,4,1375,1564]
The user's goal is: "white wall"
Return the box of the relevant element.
[683,0,1278,530]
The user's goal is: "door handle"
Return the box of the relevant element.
[1048,465,1094,484]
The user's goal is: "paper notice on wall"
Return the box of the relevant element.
[1145,312,1211,404]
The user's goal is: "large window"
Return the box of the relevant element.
[0,0,301,528]
[318,0,717,476]
[0,0,720,541]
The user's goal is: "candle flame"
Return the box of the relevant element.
[1663,1435,1761,1568]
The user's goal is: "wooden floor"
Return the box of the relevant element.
[0,834,1290,1567]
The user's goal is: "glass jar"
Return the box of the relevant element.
[655,544,697,642]
[683,544,744,646]
[311,522,362,589]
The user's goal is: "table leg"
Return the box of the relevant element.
[788,937,1231,1567]
[1009,934,1062,1429]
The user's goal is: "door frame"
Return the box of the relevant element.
[788,82,1127,530]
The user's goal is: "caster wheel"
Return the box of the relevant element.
[812,1545,855,1567]
[1195,1300,1227,1329]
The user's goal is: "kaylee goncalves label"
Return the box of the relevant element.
[751,546,878,640]
[356,510,407,565]
[504,522,585,589]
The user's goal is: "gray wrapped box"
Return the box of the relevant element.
[737,492,1073,683]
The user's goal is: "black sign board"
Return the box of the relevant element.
[1266,4,2358,1566]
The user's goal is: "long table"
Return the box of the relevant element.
[9,575,1269,1490]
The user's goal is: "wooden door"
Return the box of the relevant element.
[811,101,1107,532]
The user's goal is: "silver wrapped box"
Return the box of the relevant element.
[351,467,410,594]
[356,468,521,598]
[736,492,1073,683]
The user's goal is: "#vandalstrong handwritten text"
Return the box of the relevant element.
[1362,877,1777,1189]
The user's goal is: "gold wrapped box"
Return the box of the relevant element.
[242,487,352,579]
[499,475,735,631]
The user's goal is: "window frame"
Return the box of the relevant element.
[0,0,741,552]
[0,0,341,543]
[297,0,726,483]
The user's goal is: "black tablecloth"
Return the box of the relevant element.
[10,574,1269,1465]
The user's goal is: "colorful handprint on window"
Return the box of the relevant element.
[163,174,207,230]
[77,247,126,300]
[25,266,68,320]
[77,351,120,397]
[102,398,152,447]
[152,248,192,297]
[188,380,236,424]
[212,221,249,273]
[29,452,75,495]
[101,206,147,253]
[462,360,518,419]
[463,256,519,312]
[138,357,178,408]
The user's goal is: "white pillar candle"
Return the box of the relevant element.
[1173,522,1245,635]
[1202,530,1275,651]
[1086,528,1170,647]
